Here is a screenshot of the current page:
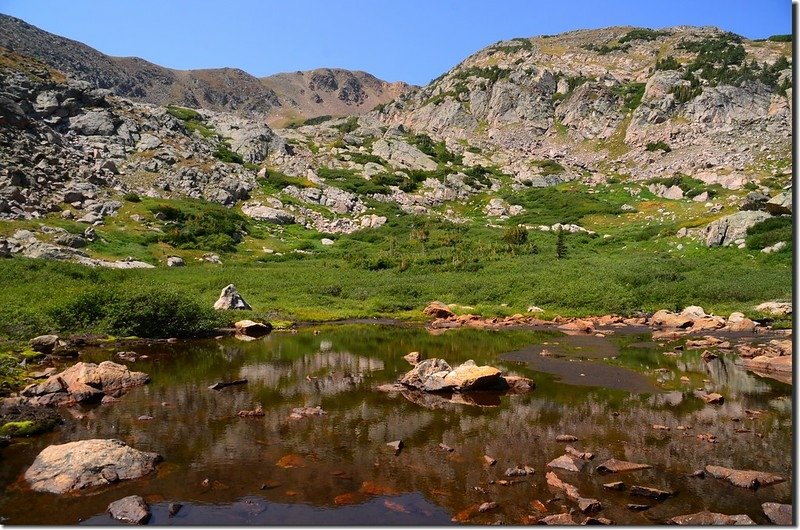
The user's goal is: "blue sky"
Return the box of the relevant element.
[0,0,791,85]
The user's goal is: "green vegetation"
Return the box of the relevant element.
[123,192,141,203]
[647,173,720,199]
[147,200,248,252]
[346,152,388,166]
[619,28,668,43]
[646,141,672,153]
[655,55,681,71]
[581,43,630,55]
[406,133,462,166]
[490,37,534,55]
[675,33,791,92]
[502,225,528,246]
[767,34,792,42]
[213,143,244,164]
[0,420,52,437]
[610,82,646,111]
[532,159,565,176]
[258,168,312,191]
[453,66,511,84]
[167,105,216,138]
[317,167,389,195]
[335,116,359,134]
[555,229,567,260]
[746,216,792,251]
[48,286,224,339]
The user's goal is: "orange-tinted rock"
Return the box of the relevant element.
[705,465,785,488]
[423,301,455,319]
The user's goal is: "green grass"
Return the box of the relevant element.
[745,216,792,251]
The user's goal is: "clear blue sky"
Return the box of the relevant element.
[0,0,792,85]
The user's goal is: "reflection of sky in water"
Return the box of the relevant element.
[0,325,791,525]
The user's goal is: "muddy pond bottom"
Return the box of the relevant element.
[0,324,792,525]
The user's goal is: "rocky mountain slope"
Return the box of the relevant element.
[0,14,413,125]
[0,21,792,271]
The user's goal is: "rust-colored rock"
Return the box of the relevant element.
[403,351,423,365]
[21,361,149,407]
[423,301,455,319]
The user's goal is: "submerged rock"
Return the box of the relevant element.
[107,495,151,524]
[596,459,652,473]
[668,510,755,525]
[25,439,162,494]
[629,485,675,500]
[547,454,586,472]
[213,284,252,310]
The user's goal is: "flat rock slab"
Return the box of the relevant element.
[629,485,675,500]
[705,465,785,489]
[234,319,272,337]
[596,458,652,473]
[538,513,577,525]
[107,495,150,524]
[668,510,755,525]
[762,502,792,525]
[547,454,586,472]
[25,438,162,494]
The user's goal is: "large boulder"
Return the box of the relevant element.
[423,301,455,319]
[399,358,455,392]
[442,360,503,391]
[765,190,791,215]
[28,334,60,354]
[755,301,792,316]
[213,284,252,310]
[25,439,162,494]
[21,361,149,407]
[234,319,272,337]
[107,495,151,524]
[69,109,118,136]
[762,503,792,525]
[703,211,771,247]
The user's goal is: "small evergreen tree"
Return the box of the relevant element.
[556,229,567,260]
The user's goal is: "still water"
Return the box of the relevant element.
[0,324,792,524]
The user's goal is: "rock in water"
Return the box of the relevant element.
[704,465,785,489]
[442,360,503,391]
[213,284,252,310]
[761,503,792,525]
[399,358,454,392]
[234,319,272,337]
[668,511,756,525]
[596,458,652,473]
[546,454,586,472]
[25,439,162,494]
[403,351,423,365]
[107,495,151,524]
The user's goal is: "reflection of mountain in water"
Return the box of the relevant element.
[239,350,385,397]
[680,355,774,397]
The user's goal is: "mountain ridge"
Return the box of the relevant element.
[0,13,415,125]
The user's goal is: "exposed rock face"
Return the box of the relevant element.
[107,495,151,524]
[25,439,162,494]
[213,284,252,310]
[703,211,771,247]
[371,139,438,171]
[20,361,149,407]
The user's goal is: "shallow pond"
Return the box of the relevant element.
[0,324,792,524]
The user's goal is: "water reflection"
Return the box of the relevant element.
[0,325,791,525]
